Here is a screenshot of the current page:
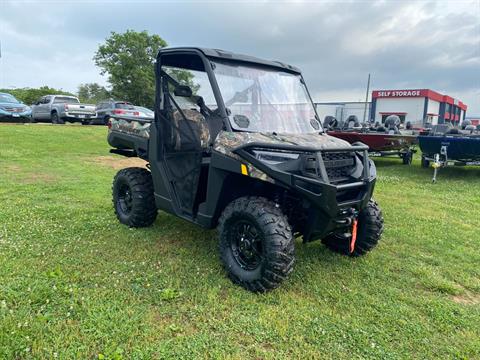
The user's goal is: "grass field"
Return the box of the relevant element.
[0,124,479,359]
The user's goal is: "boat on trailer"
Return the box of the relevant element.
[418,123,480,182]
[325,115,418,165]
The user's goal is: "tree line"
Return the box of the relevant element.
[2,30,168,108]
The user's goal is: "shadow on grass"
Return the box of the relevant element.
[374,158,480,182]
[371,158,407,168]
[427,166,480,180]
[148,211,354,280]
[151,211,217,251]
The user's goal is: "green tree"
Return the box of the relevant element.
[77,83,110,104]
[0,86,75,105]
[164,68,201,95]
[93,30,167,108]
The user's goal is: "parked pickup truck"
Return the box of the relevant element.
[31,95,97,124]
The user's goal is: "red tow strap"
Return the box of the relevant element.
[350,219,358,254]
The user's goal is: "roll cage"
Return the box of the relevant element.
[154,47,322,135]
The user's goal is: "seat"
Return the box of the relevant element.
[386,126,400,135]
[323,116,338,129]
[172,109,210,151]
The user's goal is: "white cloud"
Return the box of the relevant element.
[0,0,478,113]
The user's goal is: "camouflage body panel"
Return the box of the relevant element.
[109,117,151,139]
[244,163,275,183]
[172,109,210,150]
[108,109,210,150]
[213,131,352,183]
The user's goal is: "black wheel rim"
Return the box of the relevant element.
[230,219,264,271]
[118,184,133,215]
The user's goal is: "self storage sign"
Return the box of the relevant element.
[373,90,423,97]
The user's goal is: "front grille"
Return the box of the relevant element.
[323,152,355,183]
[4,107,23,113]
[303,151,356,183]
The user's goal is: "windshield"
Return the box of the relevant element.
[53,97,79,104]
[135,106,153,115]
[115,102,135,110]
[0,93,20,104]
[212,61,321,134]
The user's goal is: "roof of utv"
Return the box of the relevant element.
[157,47,301,74]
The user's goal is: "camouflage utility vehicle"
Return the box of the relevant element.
[108,47,384,292]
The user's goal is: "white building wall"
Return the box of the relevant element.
[316,103,371,124]
[315,104,338,123]
[343,103,369,122]
[426,99,440,125]
[375,98,425,125]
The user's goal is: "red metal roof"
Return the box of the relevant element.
[372,89,467,111]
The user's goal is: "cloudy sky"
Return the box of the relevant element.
[1,0,479,113]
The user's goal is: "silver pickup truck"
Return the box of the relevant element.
[31,95,97,124]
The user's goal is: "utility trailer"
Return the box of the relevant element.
[419,125,480,182]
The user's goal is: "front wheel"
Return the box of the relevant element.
[322,200,384,257]
[218,196,295,292]
[112,167,157,227]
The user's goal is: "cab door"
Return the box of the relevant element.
[34,96,49,120]
[150,52,219,218]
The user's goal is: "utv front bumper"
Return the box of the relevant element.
[234,142,376,242]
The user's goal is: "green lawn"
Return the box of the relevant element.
[1,124,479,359]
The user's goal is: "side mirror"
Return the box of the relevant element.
[174,85,193,98]
[233,114,250,128]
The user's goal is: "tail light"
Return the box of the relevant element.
[133,111,140,116]
[107,118,112,129]
[113,109,125,115]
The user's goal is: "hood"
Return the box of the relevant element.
[214,130,351,157]
[0,102,26,108]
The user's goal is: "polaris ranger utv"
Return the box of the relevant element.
[108,47,384,292]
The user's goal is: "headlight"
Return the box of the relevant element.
[368,159,376,178]
[252,150,300,165]
[23,106,31,112]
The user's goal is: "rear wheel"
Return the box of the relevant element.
[218,197,295,292]
[51,112,64,124]
[322,200,384,257]
[112,167,157,227]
